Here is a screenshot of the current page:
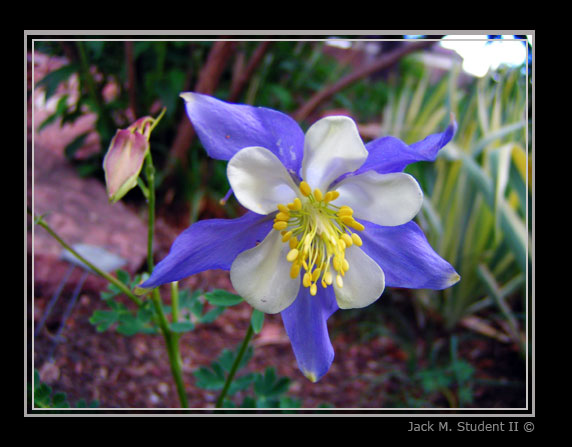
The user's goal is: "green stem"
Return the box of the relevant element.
[215,322,254,408]
[144,151,156,272]
[171,281,180,323]
[150,289,188,408]
[143,154,188,409]
[32,212,143,307]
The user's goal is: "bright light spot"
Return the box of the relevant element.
[440,35,528,77]
[326,39,352,49]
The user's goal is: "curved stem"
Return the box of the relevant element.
[215,322,254,408]
[32,212,143,308]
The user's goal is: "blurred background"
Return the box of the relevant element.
[27,34,532,410]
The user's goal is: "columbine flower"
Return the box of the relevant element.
[141,93,460,382]
[103,115,157,203]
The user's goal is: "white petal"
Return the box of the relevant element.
[227,146,299,215]
[333,246,385,309]
[230,229,300,314]
[301,116,368,192]
[334,171,423,226]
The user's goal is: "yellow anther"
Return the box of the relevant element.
[299,181,312,197]
[341,215,355,226]
[290,262,301,279]
[276,178,364,294]
[332,256,341,272]
[348,220,365,231]
[351,233,362,246]
[311,267,321,282]
[273,221,288,230]
[289,236,299,250]
[287,197,302,211]
[338,206,353,217]
[303,272,312,288]
[286,248,299,262]
[341,233,353,247]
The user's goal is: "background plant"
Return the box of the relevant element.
[31,37,531,409]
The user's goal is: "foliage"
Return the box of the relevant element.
[90,269,247,336]
[32,369,99,409]
[378,60,530,340]
[88,269,300,408]
[194,347,301,409]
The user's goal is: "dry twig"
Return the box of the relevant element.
[292,40,437,123]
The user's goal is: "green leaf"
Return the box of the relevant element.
[170,321,195,333]
[193,366,225,390]
[51,392,70,408]
[115,269,131,285]
[251,309,265,334]
[203,290,243,307]
[64,132,89,159]
[228,373,256,395]
[35,63,78,100]
[254,367,290,398]
[199,306,225,324]
[89,310,118,332]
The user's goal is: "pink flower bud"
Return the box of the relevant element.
[103,122,151,203]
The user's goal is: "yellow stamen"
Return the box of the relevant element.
[287,197,302,211]
[332,256,341,272]
[303,272,312,288]
[281,231,293,242]
[289,236,299,250]
[340,215,355,226]
[290,262,301,279]
[273,221,288,230]
[347,220,365,231]
[351,233,362,246]
[286,248,299,262]
[272,182,364,294]
[338,206,353,217]
[311,267,321,282]
[341,233,353,247]
[299,181,312,197]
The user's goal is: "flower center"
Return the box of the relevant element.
[273,181,364,296]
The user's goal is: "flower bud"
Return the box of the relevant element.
[103,114,160,203]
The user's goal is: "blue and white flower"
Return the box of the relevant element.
[141,93,460,382]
